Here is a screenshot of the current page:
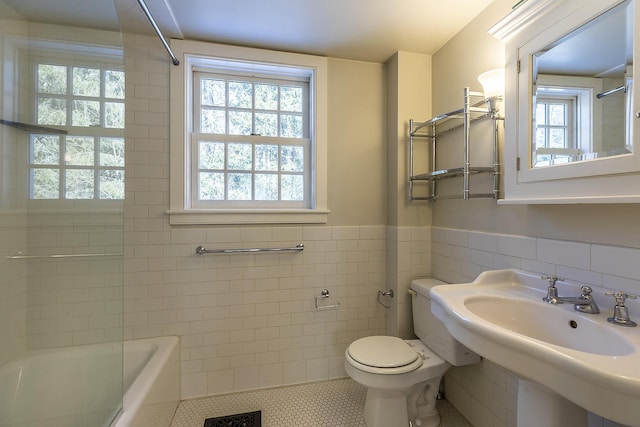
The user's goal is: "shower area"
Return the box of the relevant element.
[0,0,126,425]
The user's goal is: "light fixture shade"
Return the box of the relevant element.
[478,68,505,99]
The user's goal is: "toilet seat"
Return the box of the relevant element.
[347,336,423,374]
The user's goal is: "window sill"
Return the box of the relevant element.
[166,209,330,225]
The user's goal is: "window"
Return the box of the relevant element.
[533,96,576,166]
[169,40,328,225]
[531,77,597,168]
[193,73,309,208]
[30,62,125,199]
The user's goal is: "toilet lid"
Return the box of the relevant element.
[347,336,419,368]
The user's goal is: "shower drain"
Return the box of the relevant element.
[203,410,262,427]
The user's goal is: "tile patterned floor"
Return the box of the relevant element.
[170,378,472,427]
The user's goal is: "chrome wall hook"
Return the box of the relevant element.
[377,289,394,309]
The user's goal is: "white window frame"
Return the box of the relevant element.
[168,40,328,225]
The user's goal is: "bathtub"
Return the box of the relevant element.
[0,336,180,427]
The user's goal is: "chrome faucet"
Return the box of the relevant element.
[541,275,562,303]
[541,275,600,314]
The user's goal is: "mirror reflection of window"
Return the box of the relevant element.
[531,0,633,169]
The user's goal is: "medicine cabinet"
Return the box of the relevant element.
[493,0,640,203]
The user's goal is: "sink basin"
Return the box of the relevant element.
[430,269,640,426]
[465,296,634,356]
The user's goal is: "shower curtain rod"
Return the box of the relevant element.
[596,85,626,99]
[136,0,180,66]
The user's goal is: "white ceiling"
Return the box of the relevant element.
[1,0,495,62]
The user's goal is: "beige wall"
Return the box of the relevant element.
[384,52,433,338]
[327,58,386,226]
[386,52,432,228]
[431,0,640,250]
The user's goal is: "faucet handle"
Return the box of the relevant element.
[605,291,637,327]
[541,275,563,286]
[605,291,637,305]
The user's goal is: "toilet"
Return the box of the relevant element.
[345,278,480,427]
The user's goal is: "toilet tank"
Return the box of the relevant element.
[411,278,481,366]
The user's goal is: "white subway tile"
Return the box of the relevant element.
[498,234,536,260]
[592,244,640,280]
[537,238,590,270]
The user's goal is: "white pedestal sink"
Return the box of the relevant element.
[429,269,640,427]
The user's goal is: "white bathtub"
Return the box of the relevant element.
[0,336,180,427]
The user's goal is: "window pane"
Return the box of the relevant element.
[38,97,67,125]
[281,86,303,112]
[201,109,226,133]
[549,104,566,126]
[255,84,278,110]
[100,169,124,199]
[280,114,303,138]
[105,70,125,99]
[227,173,252,200]
[535,128,546,149]
[200,172,224,200]
[199,141,225,169]
[72,100,100,126]
[201,78,226,107]
[228,81,252,108]
[228,143,252,170]
[255,174,278,200]
[73,67,100,97]
[550,129,566,148]
[281,174,304,201]
[255,144,278,171]
[229,110,252,135]
[65,136,94,166]
[32,135,60,165]
[105,102,124,128]
[535,103,546,125]
[32,168,59,199]
[100,137,125,167]
[255,112,277,137]
[38,64,66,95]
[65,169,94,199]
[281,146,304,172]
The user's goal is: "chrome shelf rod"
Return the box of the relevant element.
[195,244,304,255]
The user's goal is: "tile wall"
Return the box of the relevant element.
[24,206,124,349]
[0,210,27,364]
[431,226,640,427]
[123,34,395,398]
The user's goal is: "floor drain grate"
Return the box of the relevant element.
[203,410,262,427]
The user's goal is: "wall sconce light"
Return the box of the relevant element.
[478,68,505,117]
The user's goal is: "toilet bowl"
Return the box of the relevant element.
[345,278,480,427]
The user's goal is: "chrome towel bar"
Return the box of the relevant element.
[6,252,122,260]
[195,243,304,255]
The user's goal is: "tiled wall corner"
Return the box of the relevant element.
[385,226,431,339]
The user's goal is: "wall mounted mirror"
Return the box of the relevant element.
[492,0,640,203]
[531,0,632,169]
